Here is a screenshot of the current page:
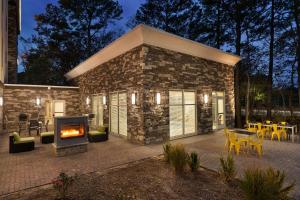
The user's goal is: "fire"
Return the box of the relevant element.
[61,128,83,139]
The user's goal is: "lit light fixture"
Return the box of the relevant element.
[36,97,41,107]
[86,96,90,106]
[204,94,209,104]
[0,96,3,106]
[156,92,161,105]
[131,93,136,105]
[103,96,106,105]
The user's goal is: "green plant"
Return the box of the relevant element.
[188,152,200,172]
[52,172,75,200]
[163,142,172,163]
[240,168,294,200]
[219,155,236,182]
[169,144,188,173]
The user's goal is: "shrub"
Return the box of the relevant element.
[163,142,172,163]
[240,168,294,200]
[219,155,236,182]
[188,152,200,172]
[52,172,75,200]
[169,144,188,173]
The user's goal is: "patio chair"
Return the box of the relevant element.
[271,124,281,141]
[256,123,267,139]
[18,113,28,134]
[40,131,54,144]
[28,120,41,136]
[249,138,263,157]
[88,126,109,142]
[246,122,257,133]
[228,133,244,155]
[9,132,35,153]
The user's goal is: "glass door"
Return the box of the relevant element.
[92,95,103,128]
[109,92,127,136]
[212,92,225,130]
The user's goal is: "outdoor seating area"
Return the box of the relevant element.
[7,112,110,154]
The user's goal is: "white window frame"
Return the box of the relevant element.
[169,89,197,139]
[109,91,127,137]
[52,100,66,117]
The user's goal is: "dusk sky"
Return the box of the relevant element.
[19,0,145,69]
[21,0,145,39]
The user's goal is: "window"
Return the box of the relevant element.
[110,92,127,136]
[53,100,65,117]
[169,90,196,138]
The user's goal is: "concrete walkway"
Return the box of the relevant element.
[0,131,300,198]
[0,134,162,196]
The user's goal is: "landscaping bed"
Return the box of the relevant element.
[2,156,243,200]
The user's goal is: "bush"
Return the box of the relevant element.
[188,152,200,172]
[52,172,75,200]
[169,144,188,173]
[240,168,294,200]
[219,155,236,182]
[163,142,172,163]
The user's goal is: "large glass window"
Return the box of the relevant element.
[92,95,103,128]
[169,90,196,138]
[212,91,225,130]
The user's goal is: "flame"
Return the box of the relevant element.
[61,128,83,139]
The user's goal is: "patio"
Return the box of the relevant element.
[0,131,300,199]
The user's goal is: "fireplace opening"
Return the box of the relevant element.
[60,123,84,139]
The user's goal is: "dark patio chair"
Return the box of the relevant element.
[9,132,35,153]
[18,113,28,134]
[88,126,109,142]
[28,120,41,136]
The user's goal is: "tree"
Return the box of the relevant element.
[129,0,195,37]
[20,0,123,85]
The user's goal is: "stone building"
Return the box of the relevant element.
[65,25,241,144]
[0,0,20,132]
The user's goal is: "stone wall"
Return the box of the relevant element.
[7,0,19,84]
[74,46,146,144]
[142,45,235,143]
[74,44,235,144]
[3,85,80,132]
[0,83,4,133]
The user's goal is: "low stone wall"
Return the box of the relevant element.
[3,84,80,132]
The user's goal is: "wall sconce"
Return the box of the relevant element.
[131,93,137,105]
[86,96,90,106]
[36,97,41,107]
[204,94,209,104]
[103,96,106,105]
[0,96,3,106]
[156,92,161,105]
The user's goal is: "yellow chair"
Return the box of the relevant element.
[249,138,263,157]
[266,120,272,124]
[271,124,281,141]
[229,133,241,155]
[256,123,266,139]
[279,122,287,140]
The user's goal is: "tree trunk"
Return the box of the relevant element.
[267,0,274,119]
[246,74,250,123]
[234,0,242,128]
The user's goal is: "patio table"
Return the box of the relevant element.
[248,122,297,143]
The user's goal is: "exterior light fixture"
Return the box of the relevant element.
[0,96,3,106]
[131,93,136,105]
[103,96,106,105]
[156,92,161,105]
[204,94,209,104]
[36,97,41,107]
[86,96,90,106]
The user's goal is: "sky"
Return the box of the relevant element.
[19,0,145,71]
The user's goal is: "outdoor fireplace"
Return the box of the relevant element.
[53,116,88,156]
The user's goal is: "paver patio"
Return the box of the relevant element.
[0,131,300,199]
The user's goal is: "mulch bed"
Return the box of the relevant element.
[2,156,243,200]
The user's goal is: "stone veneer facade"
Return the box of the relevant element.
[75,44,235,144]
[3,85,80,132]
[7,0,19,84]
